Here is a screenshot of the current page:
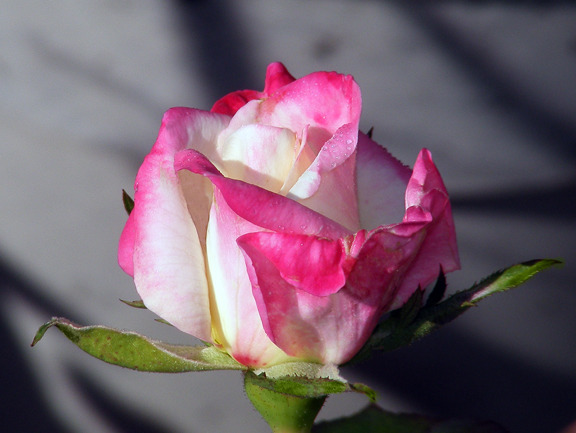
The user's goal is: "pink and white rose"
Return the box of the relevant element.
[118,62,459,368]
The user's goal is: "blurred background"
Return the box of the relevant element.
[1,1,575,432]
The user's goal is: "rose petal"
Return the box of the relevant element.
[216,123,297,192]
[262,62,297,94]
[237,232,349,297]
[390,149,461,307]
[210,89,262,116]
[356,132,412,228]
[174,149,351,240]
[118,108,230,343]
[239,242,327,361]
[287,123,360,231]
[210,62,295,116]
[237,147,458,364]
[205,189,291,367]
[239,227,427,364]
[256,69,361,152]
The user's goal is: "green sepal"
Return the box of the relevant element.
[31,317,245,372]
[248,372,346,398]
[312,404,507,433]
[154,318,174,326]
[391,286,423,328]
[351,258,562,362]
[122,189,134,215]
[425,268,446,307]
[119,299,147,309]
[349,383,377,403]
[245,370,374,401]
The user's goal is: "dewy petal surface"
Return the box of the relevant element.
[118,108,230,343]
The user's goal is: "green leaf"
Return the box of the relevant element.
[466,259,562,303]
[351,259,562,361]
[313,404,430,433]
[31,317,245,372]
[122,189,134,215]
[312,404,508,433]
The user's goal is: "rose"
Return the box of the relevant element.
[118,62,459,368]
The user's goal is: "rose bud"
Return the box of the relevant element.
[118,63,460,368]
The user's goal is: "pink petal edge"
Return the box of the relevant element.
[391,149,461,308]
[118,108,230,343]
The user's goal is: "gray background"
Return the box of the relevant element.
[1,1,575,432]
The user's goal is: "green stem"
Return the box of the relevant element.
[244,371,326,433]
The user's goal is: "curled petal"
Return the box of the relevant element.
[239,235,331,362]
[237,232,349,297]
[217,124,296,192]
[289,123,358,199]
[391,149,461,308]
[289,123,360,231]
[406,149,450,209]
[239,228,427,364]
[174,149,351,240]
[256,69,361,148]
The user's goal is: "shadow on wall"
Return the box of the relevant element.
[348,325,576,433]
[171,0,260,103]
[0,251,173,433]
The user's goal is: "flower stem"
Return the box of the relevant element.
[244,371,326,433]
